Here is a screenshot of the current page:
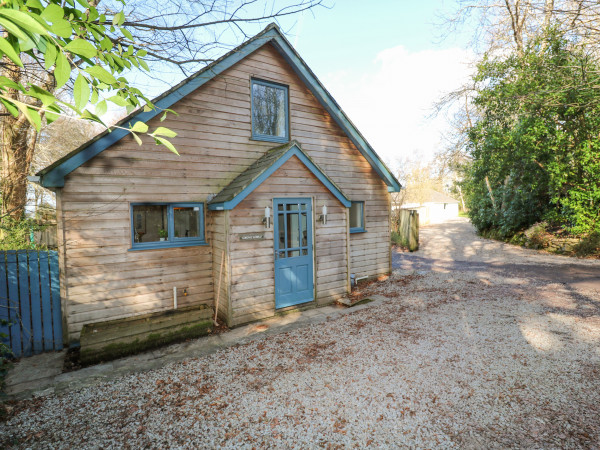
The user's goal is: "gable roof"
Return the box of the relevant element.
[208,141,351,210]
[36,23,401,192]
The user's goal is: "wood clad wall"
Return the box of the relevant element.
[228,155,347,327]
[209,210,231,323]
[59,42,389,340]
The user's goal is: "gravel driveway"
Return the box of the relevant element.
[2,219,599,448]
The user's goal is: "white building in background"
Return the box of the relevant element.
[395,188,460,225]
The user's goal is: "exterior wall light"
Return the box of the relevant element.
[262,205,271,228]
[318,204,328,225]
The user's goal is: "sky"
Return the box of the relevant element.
[273,0,476,171]
[121,1,477,173]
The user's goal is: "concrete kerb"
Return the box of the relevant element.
[3,296,386,401]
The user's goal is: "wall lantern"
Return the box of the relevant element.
[262,206,271,228]
[318,204,328,225]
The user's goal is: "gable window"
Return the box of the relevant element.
[251,79,289,143]
[349,201,365,233]
[131,203,206,250]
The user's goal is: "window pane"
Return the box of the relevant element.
[301,213,307,246]
[173,207,200,238]
[278,213,285,249]
[133,205,168,243]
[350,202,363,229]
[252,82,286,138]
[287,213,300,249]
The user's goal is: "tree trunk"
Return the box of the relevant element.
[1,56,49,222]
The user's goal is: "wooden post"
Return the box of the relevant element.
[409,211,419,252]
[214,250,225,326]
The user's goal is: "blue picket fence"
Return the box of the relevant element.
[0,250,63,357]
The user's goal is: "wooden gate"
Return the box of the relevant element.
[0,250,63,357]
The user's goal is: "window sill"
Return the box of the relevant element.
[129,240,208,251]
[250,135,289,144]
[350,228,366,234]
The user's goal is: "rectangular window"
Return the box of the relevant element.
[349,201,365,233]
[131,203,205,250]
[251,79,289,143]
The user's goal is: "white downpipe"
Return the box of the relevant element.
[173,286,178,310]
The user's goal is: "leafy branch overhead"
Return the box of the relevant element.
[0,0,178,152]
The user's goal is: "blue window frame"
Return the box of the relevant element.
[349,201,366,233]
[251,79,289,143]
[130,202,206,250]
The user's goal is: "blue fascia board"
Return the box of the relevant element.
[39,25,401,193]
[208,145,351,210]
[269,37,401,193]
[40,28,281,188]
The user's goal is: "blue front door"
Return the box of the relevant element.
[274,198,314,309]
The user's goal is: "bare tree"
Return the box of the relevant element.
[1,0,325,222]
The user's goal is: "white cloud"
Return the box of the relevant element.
[322,46,475,172]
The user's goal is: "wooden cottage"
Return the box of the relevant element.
[35,24,401,347]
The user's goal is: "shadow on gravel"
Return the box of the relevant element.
[392,252,600,293]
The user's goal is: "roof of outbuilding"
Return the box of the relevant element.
[208,141,351,210]
[402,188,460,205]
[35,23,401,192]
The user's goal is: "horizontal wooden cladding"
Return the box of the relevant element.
[68,295,212,336]
[68,265,212,299]
[59,42,392,335]
[228,154,348,324]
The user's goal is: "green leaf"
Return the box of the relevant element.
[12,100,42,131]
[44,43,57,69]
[108,94,130,107]
[112,11,125,26]
[154,136,179,155]
[81,109,105,125]
[0,37,23,68]
[137,49,147,57]
[28,85,56,106]
[26,0,45,10]
[85,65,117,85]
[0,10,48,36]
[138,57,149,71]
[64,39,97,59]
[0,98,19,117]
[41,4,65,23]
[50,19,72,38]
[0,75,21,90]
[90,87,98,104]
[45,106,60,124]
[74,74,89,111]
[95,99,107,116]
[152,126,177,138]
[0,17,30,41]
[130,121,148,133]
[75,0,90,9]
[54,51,71,88]
[100,37,112,51]
[131,132,142,145]
[120,27,133,41]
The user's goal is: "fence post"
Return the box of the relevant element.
[408,211,419,252]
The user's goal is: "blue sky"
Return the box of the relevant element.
[270,1,475,169]
[122,1,475,171]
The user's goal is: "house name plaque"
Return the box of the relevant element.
[239,232,265,241]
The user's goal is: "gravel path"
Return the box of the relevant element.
[413,217,600,266]
[1,219,599,448]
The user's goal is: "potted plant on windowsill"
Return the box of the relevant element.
[158,229,168,241]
